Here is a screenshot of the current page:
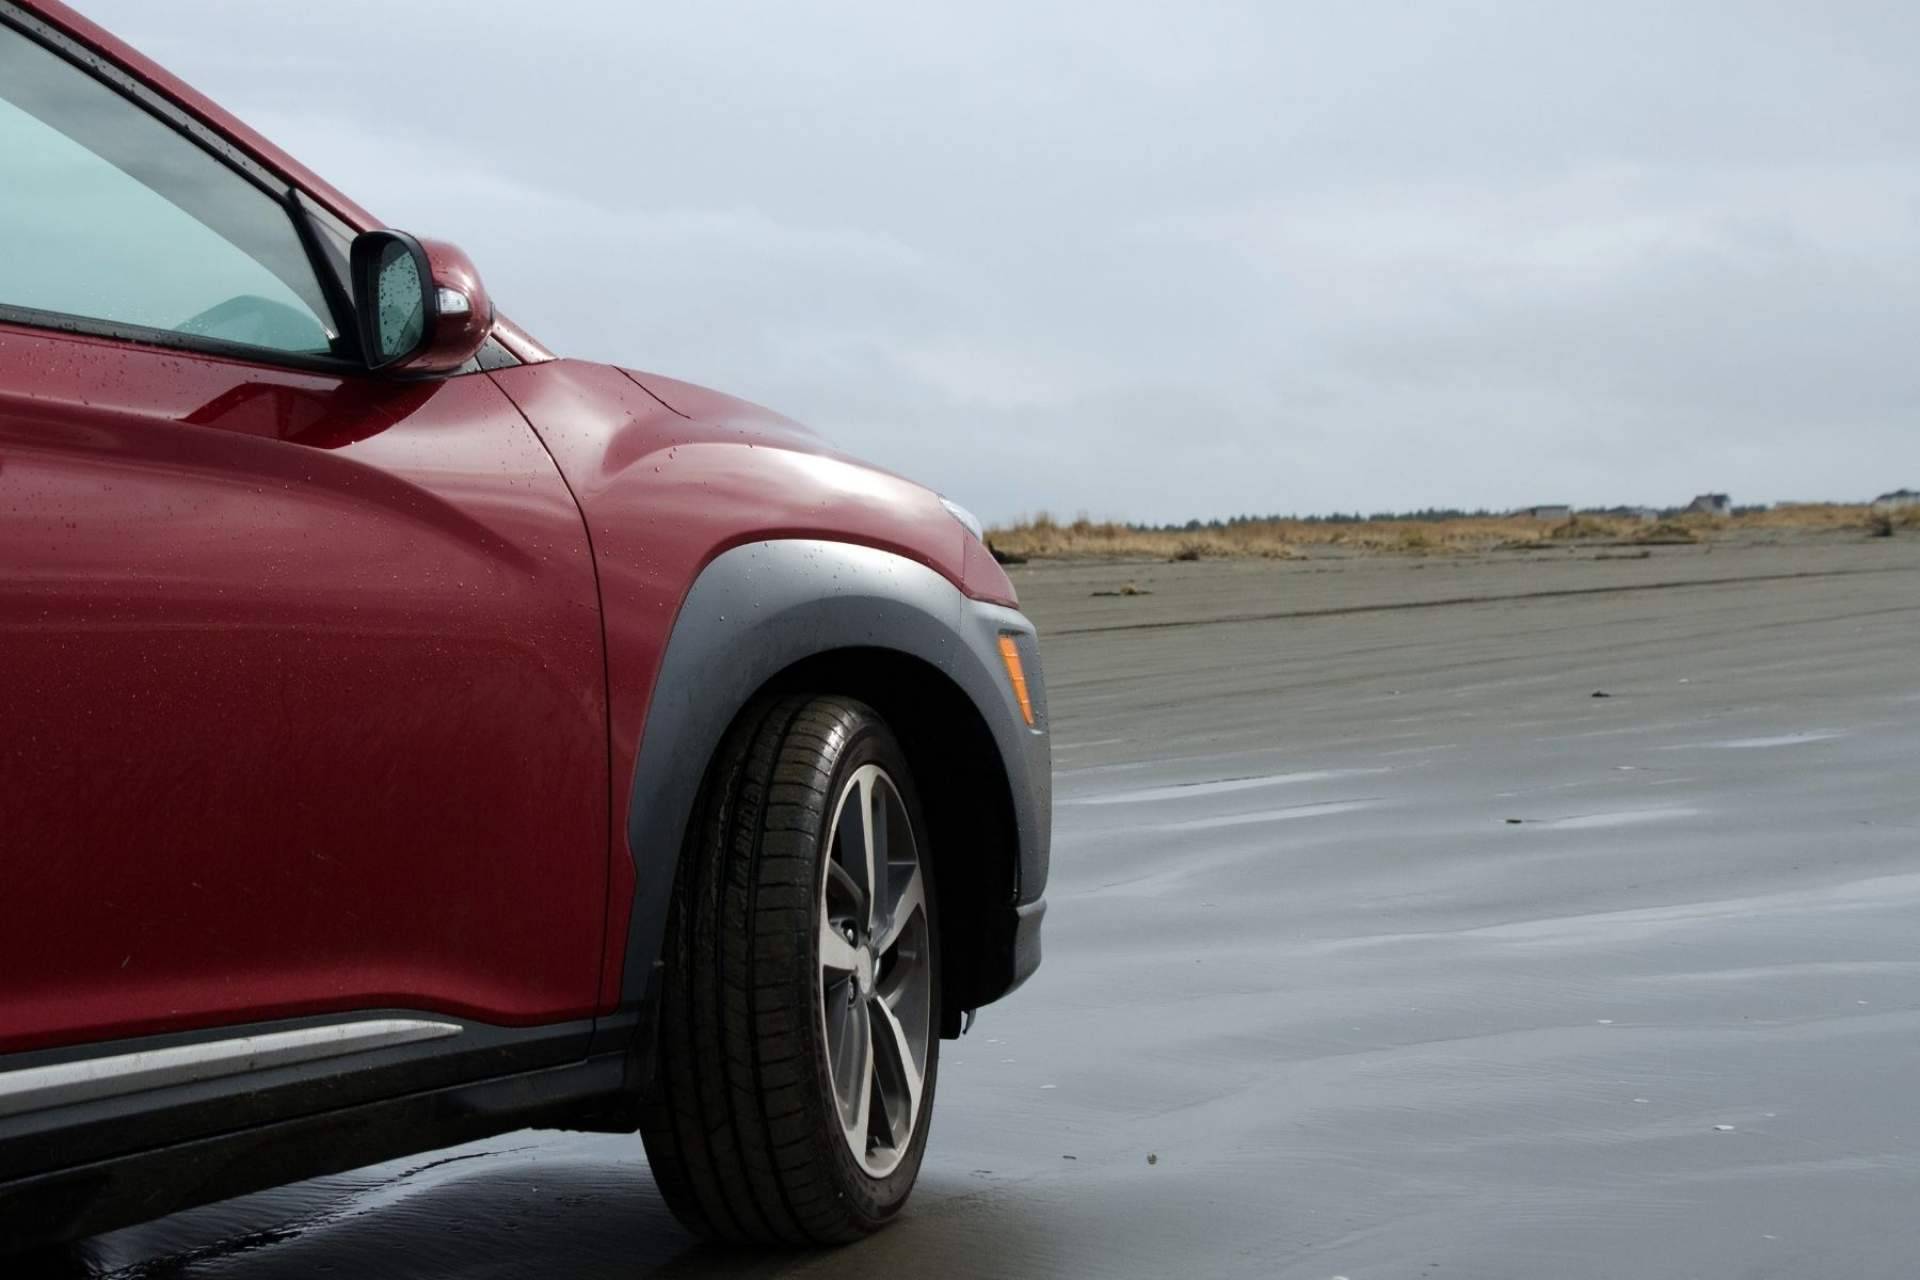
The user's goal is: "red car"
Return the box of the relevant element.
[0,0,1048,1249]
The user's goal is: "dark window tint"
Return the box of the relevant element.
[0,22,337,356]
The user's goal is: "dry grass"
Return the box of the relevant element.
[988,515,1304,561]
[988,505,1883,562]
[1747,502,1890,531]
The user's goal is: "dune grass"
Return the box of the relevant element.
[987,505,1883,562]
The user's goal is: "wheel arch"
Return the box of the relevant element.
[620,539,1048,1037]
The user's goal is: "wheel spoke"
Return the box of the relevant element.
[825,857,861,916]
[819,914,859,975]
[829,767,879,924]
[858,769,882,935]
[841,1001,873,1156]
[869,994,924,1150]
[875,863,925,956]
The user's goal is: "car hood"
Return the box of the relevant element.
[618,367,931,492]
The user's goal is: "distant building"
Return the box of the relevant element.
[1522,504,1572,521]
[1625,506,1659,522]
[1871,489,1919,512]
[1686,493,1732,516]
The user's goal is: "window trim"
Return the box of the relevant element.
[0,303,365,375]
[1,5,294,203]
[0,3,366,375]
[291,194,366,365]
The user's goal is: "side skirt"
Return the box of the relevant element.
[0,1012,645,1249]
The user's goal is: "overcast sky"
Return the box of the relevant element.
[83,1,1920,524]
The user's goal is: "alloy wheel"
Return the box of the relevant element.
[817,763,933,1177]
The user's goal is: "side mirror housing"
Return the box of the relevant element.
[348,230,494,375]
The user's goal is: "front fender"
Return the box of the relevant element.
[619,539,1050,1007]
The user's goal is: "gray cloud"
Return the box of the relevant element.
[83,0,1920,521]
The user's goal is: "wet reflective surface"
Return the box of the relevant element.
[30,540,1920,1279]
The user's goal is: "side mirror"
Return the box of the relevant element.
[348,230,494,375]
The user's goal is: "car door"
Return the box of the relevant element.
[0,14,609,1055]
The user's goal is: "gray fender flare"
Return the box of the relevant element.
[619,538,1049,1006]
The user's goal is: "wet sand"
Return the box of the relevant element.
[43,535,1920,1279]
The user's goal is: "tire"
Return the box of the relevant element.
[640,694,941,1245]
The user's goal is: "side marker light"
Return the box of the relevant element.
[997,634,1034,726]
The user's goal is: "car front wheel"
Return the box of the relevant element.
[640,694,939,1244]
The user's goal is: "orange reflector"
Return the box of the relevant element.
[997,634,1035,726]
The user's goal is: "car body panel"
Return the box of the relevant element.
[619,369,1018,608]
[0,0,1050,1246]
[488,358,1033,1009]
[492,315,557,365]
[0,322,610,1053]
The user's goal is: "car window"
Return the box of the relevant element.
[0,21,339,357]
